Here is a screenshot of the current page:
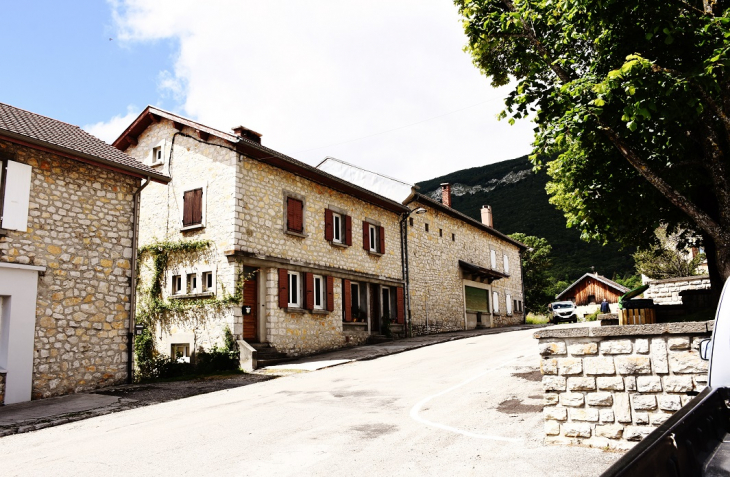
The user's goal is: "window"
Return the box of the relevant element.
[0,159,32,232]
[286,197,304,233]
[363,221,385,254]
[351,282,360,316]
[506,294,513,315]
[288,271,300,307]
[465,286,489,313]
[425,223,429,232]
[492,291,500,313]
[313,275,324,310]
[439,228,443,237]
[325,209,351,245]
[187,273,197,294]
[151,146,163,166]
[514,299,518,314]
[332,213,342,243]
[504,254,510,274]
[409,217,413,226]
[171,344,190,363]
[490,250,497,269]
[182,188,204,229]
[202,271,213,292]
[452,233,455,242]
[172,275,183,295]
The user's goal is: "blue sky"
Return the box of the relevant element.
[0,1,174,128]
[1,1,535,182]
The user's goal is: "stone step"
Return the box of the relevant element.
[369,334,394,344]
[257,357,292,367]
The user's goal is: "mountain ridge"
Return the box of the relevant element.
[416,156,635,281]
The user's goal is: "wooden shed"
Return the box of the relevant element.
[556,273,630,306]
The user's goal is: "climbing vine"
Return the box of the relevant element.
[136,239,250,332]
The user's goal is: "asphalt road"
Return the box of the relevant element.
[0,328,619,476]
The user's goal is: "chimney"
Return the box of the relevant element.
[440,183,452,207]
[481,205,493,227]
[232,125,262,144]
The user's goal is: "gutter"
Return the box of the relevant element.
[127,176,152,383]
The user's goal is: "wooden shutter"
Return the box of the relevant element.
[326,276,334,312]
[1,160,32,231]
[396,287,405,324]
[287,197,303,233]
[343,279,352,321]
[362,221,369,251]
[324,209,334,241]
[183,188,203,227]
[378,226,385,254]
[278,268,289,308]
[344,215,352,246]
[304,272,314,310]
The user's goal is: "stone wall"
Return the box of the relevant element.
[407,199,524,334]
[0,371,5,405]
[536,322,712,450]
[643,275,711,305]
[0,139,137,398]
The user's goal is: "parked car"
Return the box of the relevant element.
[550,301,578,324]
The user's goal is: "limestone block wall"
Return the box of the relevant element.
[407,199,524,334]
[234,156,402,280]
[644,275,711,305]
[263,268,369,356]
[0,139,138,398]
[535,322,712,450]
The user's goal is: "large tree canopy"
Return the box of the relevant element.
[509,233,553,312]
[455,0,730,292]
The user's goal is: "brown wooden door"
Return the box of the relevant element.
[243,273,258,341]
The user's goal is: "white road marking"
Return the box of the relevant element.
[409,358,523,442]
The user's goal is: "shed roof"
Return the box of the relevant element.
[0,102,169,183]
[556,273,630,300]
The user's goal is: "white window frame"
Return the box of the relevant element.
[186,273,197,294]
[506,294,513,315]
[503,255,510,274]
[202,271,214,292]
[288,271,301,308]
[172,275,183,295]
[313,275,324,310]
[332,213,342,243]
[369,224,377,253]
[492,291,500,313]
[490,250,497,270]
[180,183,207,231]
[150,140,167,167]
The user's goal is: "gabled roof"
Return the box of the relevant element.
[556,273,630,300]
[316,156,415,203]
[406,192,527,250]
[0,102,169,183]
[114,107,409,214]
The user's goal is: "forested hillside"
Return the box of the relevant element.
[417,156,635,281]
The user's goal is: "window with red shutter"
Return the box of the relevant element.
[344,215,352,246]
[324,209,334,241]
[304,272,314,310]
[362,221,369,251]
[286,197,304,233]
[396,287,405,324]
[378,226,385,254]
[182,188,203,227]
[343,279,352,321]
[278,268,288,308]
[326,276,334,312]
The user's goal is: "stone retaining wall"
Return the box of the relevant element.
[644,275,711,305]
[535,322,712,450]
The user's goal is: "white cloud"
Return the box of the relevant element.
[83,105,140,144]
[110,0,535,182]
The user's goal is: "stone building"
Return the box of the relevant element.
[404,187,526,333]
[0,102,169,404]
[317,158,526,332]
[114,107,409,363]
[556,272,630,318]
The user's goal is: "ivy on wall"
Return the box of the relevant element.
[136,239,249,332]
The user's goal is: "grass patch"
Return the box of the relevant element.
[526,313,550,324]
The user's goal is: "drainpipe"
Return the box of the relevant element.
[399,214,412,337]
[127,176,151,383]
[520,248,527,324]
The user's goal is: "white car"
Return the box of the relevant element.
[550,301,578,324]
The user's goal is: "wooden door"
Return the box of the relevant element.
[370,283,380,334]
[243,273,258,341]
